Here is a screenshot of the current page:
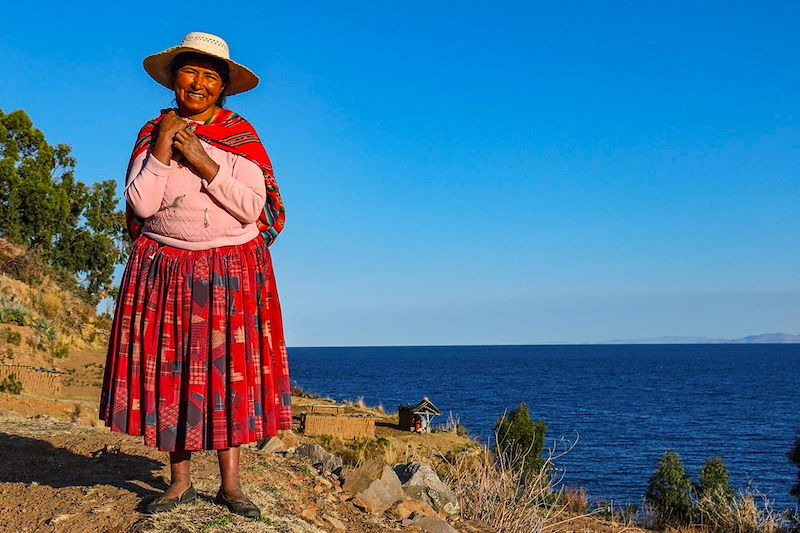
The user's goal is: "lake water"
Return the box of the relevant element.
[287,344,800,510]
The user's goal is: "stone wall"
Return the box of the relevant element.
[302,413,375,439]
[0,364,63,396]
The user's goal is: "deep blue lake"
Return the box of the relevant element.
[287,344,800,510]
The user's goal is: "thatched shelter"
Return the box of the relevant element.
[398,397,441,433]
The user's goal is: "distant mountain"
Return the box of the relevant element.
[733,333,800,344]
[598,333,800,344]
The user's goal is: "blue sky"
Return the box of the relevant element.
[1,1,798,345]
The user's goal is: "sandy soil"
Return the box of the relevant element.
[0,341,400,533]
[0,412,406,533]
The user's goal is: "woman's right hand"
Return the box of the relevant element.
[153,111,187,165]
[157,111,188,144]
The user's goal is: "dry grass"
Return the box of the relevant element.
[128,498,319,533]
[31,288,62,320]
[692,489,785,533]
[636,487,788,533]
[0,240,111,363]
[313,434,424,468]
[593,499,640,528]
[339,395,388,417]
[353,395,366,409]
[0,263,107,368]
[439,430,588,533]
[560,486,590,514]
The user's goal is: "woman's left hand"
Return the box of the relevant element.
[172,127,220,182]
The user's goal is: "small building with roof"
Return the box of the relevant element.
[398,397,441,433]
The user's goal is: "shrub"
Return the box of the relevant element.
[0,373,22,394]
[559,486,589,514]
[696,457,737,531]
[31,289,61,319]
[698,457,733,501]
[494,402,547,484]
[440,438,577,532]
[698,489,783,533]
[289,382,321,399]
[33,318,57,342]
[51,340,69,359]
[645,450,694,528]
[2,327,21,345]
[0,301,27,325]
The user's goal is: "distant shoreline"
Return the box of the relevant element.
[288,334,800,349]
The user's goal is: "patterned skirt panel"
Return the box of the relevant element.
[99,235,292,451]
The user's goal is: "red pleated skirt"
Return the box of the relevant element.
[99,234,292,451]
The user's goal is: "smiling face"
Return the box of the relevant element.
[171,55,228,122]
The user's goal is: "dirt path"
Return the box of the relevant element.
[0,413,398,533]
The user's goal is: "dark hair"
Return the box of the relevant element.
[169,52,230,108]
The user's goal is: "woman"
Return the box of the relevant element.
[100,32,291,518]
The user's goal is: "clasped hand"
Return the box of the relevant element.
[155,111,218,181]
[157,111,208,167]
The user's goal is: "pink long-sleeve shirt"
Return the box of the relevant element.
[125,138,267,251]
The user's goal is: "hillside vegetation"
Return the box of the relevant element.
[0,238,109,370]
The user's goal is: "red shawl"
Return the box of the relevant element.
[125,109,285,246]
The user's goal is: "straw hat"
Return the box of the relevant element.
[143,32,259,95]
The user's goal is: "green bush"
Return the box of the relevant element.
[645,450,694,528]
[0,302,27,325]
[494,402,548,483]
[32,318,57,342]
[0,373,22,394]
[51,340,69,359]
[698,457,733,502]
[696,457,735,530]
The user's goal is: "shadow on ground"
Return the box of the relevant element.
[0,432,167,497]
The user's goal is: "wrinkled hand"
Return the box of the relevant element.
[151,111,189,166]
[172,127,209,167]
[156,111,188,144]
[172,127,220,182]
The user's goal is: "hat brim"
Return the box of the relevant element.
[143,46,259,96]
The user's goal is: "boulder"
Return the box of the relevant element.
[277,429,302,448]
[257,436,288,454]
[408,515,458,533]
[391,499,438,521]
[394,463,460,516]
[342,459,403,515]
[294,443,343,474]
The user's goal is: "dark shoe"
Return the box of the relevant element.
[144,484,197,514]
[214,489,261,518]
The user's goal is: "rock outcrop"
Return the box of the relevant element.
[294,442,344,475]
[342,459,404,515]
[394,462,460,516]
